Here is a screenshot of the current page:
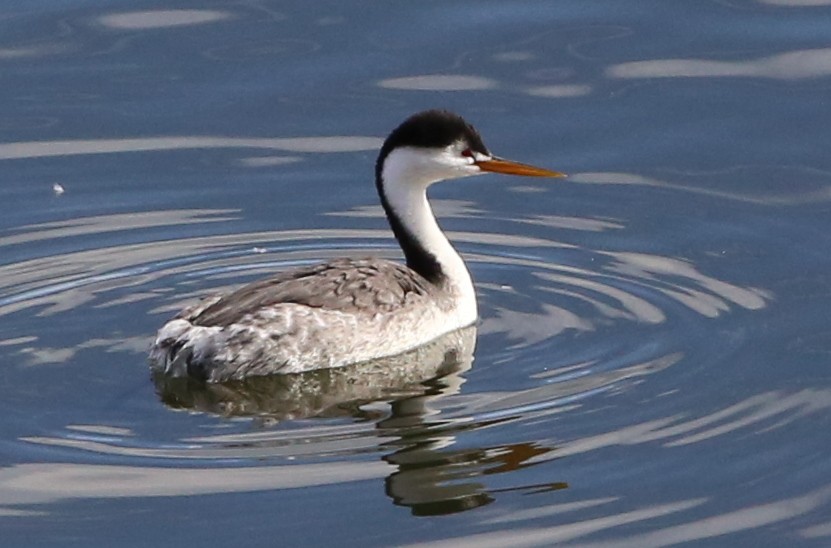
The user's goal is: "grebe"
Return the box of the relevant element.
[150,110,564,381]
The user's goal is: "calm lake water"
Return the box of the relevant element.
[2,1,831,546]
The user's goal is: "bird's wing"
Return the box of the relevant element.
[186,258,434,327]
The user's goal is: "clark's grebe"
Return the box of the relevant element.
[150,110,564,381]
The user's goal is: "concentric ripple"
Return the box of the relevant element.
[0,206,774,515]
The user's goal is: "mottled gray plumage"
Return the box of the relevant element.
[149,255,468,381]
[191,258,435,327]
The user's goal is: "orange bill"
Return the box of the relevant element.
[476,157,566,178]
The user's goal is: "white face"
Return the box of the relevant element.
[382,140,492,188]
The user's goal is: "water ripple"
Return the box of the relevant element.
[0,206,772,516]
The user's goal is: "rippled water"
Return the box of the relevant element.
[2,1,831,546]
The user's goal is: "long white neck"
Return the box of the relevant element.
[378,148,477,318]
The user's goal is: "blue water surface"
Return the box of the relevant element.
[1,1,831,546]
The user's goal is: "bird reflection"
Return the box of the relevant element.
[153,325,564,515]
[383,434,562,515]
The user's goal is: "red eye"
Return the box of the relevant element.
[461,148,474,158]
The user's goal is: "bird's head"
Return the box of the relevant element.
[376,110,565,189]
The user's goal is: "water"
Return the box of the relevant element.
[2,1,831,546]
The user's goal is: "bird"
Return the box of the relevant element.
[149,110,564,382]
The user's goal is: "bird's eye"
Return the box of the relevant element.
[461,148,474,158]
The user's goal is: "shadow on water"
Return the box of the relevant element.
[153,325,565,516]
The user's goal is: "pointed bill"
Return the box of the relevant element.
[475,157,566,178]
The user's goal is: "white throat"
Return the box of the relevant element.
[380,147,478,319]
